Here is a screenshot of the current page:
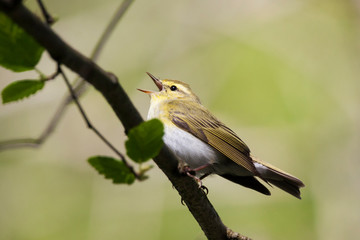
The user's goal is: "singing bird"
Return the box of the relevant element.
[138,72,305,199]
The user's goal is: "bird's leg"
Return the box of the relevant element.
[178,162,211,195]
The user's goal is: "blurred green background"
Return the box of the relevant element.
[1,0,359,239]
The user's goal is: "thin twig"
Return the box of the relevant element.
[0,0,134,151]
[44,70,60,81]
[57,64,140,179]
[69,0,134,91]
[91,0,133,61]
[36,0,54,25]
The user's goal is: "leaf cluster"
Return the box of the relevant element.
[0,12,45,104]
[88,119,164,184]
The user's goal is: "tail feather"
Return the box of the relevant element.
[266,179,302,199]
[252,155,305,199]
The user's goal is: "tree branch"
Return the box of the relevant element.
[0,0,134,150]
[0,1,251,239]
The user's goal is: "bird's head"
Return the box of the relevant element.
[138,72,201,104]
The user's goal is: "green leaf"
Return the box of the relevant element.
[2,79,45,104]
[88,156,135,184]
[125,119,164,163]
[0,13,44,72]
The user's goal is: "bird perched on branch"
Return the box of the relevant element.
[139,72,305,199]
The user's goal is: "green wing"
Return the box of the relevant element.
[168,101,256,174]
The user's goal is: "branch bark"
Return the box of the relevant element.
[0,1,251,239]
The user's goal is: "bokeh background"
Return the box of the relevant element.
[1,0,359,239]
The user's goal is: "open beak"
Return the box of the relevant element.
[146,72,163,91]
[137,72,163,94]
[137,89,153,94]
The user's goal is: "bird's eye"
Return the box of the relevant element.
[170,85,177,91]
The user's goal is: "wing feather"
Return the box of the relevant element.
[168,101,256,174]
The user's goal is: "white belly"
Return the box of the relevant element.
[163,124,221,173]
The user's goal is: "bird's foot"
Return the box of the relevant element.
[178,162,209,195]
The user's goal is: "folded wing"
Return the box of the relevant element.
[169,101,257,174]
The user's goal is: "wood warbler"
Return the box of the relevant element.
[138,72,305,199]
